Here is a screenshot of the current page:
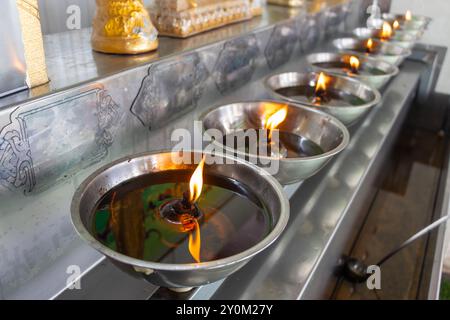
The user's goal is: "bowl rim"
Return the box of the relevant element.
[331,37,412,58]
[264,71,382,111]
[352,27,418,42]
[199,99,351,163]
[306,51,400,79]
[70,149,290,271]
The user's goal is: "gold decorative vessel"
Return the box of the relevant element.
[267,0,305,7]
[91,0,158,55]
[150,0,253,38]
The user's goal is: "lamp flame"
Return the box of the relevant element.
[187,155,205,263]
[189,219,201,263]
[393,20,400,30]
[381,21,393,40]
[366,38,374,53]
[264,105,288,140]
[189,155,205,203]
[349,56,360,73]
[405,10,412,21]
[315,72,328,94]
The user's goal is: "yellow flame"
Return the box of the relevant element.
[381,21,393,40]
[188,219,201,263]
[366,38,374,52]
[349,56,360,72]
[315,72,328,94]
[189,0,198,8]
[393,20,400,30]
[189,155,205,203]
[264,105,288,140]
[405,10,412,21]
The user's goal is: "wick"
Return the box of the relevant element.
[181,191,192,209]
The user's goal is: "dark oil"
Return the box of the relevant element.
[275,85,366,106]
[91,171,272,264]
[223,130,324,158]
[314,62,386,76]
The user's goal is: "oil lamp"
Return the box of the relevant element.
[307,53,399,89]
[382,11,431,31]
[353,26,418,49]
[71,151,290,289]
[265,72,381,126]
[333,37,412,66]
[201,101,350,184]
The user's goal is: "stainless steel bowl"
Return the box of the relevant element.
[332,37,411,66]
[353,27,417,49]
[382,13,431,30]
[265,72,381,126]
[200,100,349,185]
[71,150,289,289]
[306,52,399,89]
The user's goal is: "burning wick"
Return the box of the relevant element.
[405,10,412,21]
[158,156,205,263]
[349,56,360,74]
[186,156,205,263]
[264,105,288,141]
[366,38,374,54]
[393,20,400,30]
[381,21,393,41]
[313,72,328,104]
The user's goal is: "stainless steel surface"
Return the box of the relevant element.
[353,27,417,49]
[306,52,399,89]
[265,71,381,125]
[211,60,426,300]
[332,37,411,66]
[71,150,290,288]
[0,0,27,97]
[382,13,431,30]
[200,100,349,185]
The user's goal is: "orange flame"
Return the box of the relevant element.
[189,219,201,263]
[315,72,328,94]
[381,21,393,40]
[189,155,205,203]
[405,10,412,21]
[366,38,374,53]
[264,105,288,140]
[349,56,360,72]
[187,155,205,263]
[393,20,400,30]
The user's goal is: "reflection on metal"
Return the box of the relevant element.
[0,0,27,97]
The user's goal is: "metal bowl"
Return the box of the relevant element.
[71,150,289,289]
[382,13,431,30]
[265,72,381,126]
[306,52,399,89]
[332,37,411,66]
[353,27,417,49]
[200,100,349,185]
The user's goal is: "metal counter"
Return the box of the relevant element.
[0,0,447,300]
